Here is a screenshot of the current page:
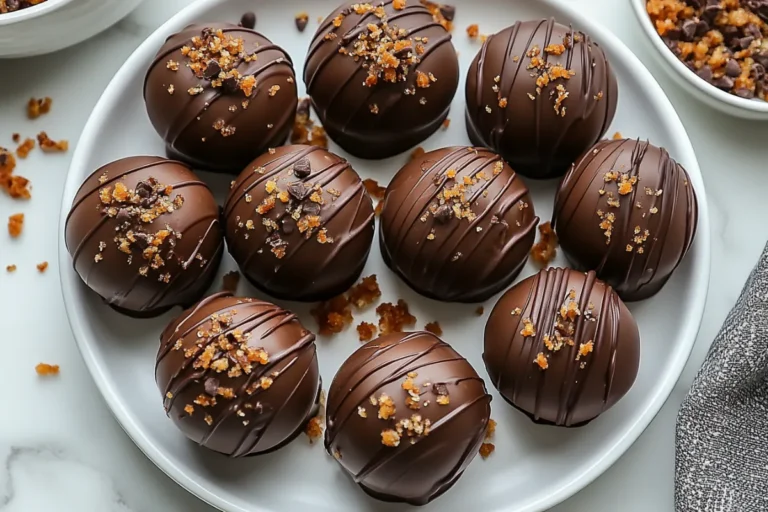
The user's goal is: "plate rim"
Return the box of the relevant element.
[58,0,712,510]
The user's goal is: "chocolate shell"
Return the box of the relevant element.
[326,331,492,505]
[224,145,375,302]
[64,156,223,317]
[304,1,459,159]
[379,146,538,303]
[156,292,321,457]
[484,268,640,426]
[552,138,698,301]
[465,18,618,179]
[144,24,298,173]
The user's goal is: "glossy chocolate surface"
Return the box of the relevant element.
[144,23,298,173]
[484,268,640,426]
[553,138,698,301]
[304,1,459,159]
[64,156,223,317]
[379,146,538,303]
[224,145,375,302]
[156,292,321,457]
[465,18,618,179]
[326,331,491,505]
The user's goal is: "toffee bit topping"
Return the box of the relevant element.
[479,418,496,459]
[534,352,549,370]
[358,406,368,418]
[181,28,258,99]
[221,270,241,293]
[520,318,536,337]
[420,0,454,31]
[36,261,48,273]
[466,24,479,38]
[327,3,431,89]
[292,97,328,148]
[577,340,594,361]
[381,429,401,447]
[6,265,17,273]
[377,393,396,419]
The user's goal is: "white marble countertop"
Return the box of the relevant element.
[1,0,766,510]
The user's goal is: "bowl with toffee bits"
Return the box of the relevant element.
[0,0,144,58]
[631,0,768,118]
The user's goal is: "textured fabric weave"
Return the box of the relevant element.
[676,244,768,511]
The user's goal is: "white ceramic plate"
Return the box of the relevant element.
[59,0,711,511]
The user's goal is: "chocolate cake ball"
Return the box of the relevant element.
[144,24,298,173]
[224,145,375,302]
[484,268,640,427]
[304,1,459,159]
[64,156,223,317]
[465,18,618,179]
[156,292,321,457]
[552,138,698,301]
[379,146,538,303]
[326,331,492,505]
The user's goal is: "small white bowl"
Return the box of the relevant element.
[0,0,145,59]
[630,0,768,119]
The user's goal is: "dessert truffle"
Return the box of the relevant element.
[465,18,618,179]
[64,156,223,317]
[484,267,640,427]
[379,146,538,303]
[144,24,298,173]
[156,292,321,457]
[304,1,459,159]
[326,331,492,505]
[224,145,375,302]
[552,138,698,301]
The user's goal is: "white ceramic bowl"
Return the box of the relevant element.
[630,0,768,119]
[59,1,711,511]
[0,0,145,58]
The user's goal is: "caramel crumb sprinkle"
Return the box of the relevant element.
[376,299,416,335]
[410,146,426,161]
[27,97,52,119]
[36,261,48,273]
[356,321,377,342]
[6,265,17,273]
[15,138,35,159]
[35,363,59,376]
[466,24,479,38]
[8,213,23,238]
[479,442,495,459]
[520,318,536,337]
[424,321,443,336]
[612,132,622,140]
[534,352,548,370]
[531,221,558,267]
[357,406,368,418]
[37,132,68,153]
[305,416,324,443]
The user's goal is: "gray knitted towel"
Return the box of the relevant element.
[676,244,768,511]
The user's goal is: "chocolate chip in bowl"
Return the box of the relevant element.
[631,0,768,118]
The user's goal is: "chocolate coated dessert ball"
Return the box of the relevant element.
[144,24,298,173]
[465,18,618,179]
[224,145,375,302]
[552,138,698,301]
[304,1,459,159]
[326,331,491,505]
[379,146,538,303]
[65,156,223,317]
[484,268,640,426]
[156,292,321,457]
